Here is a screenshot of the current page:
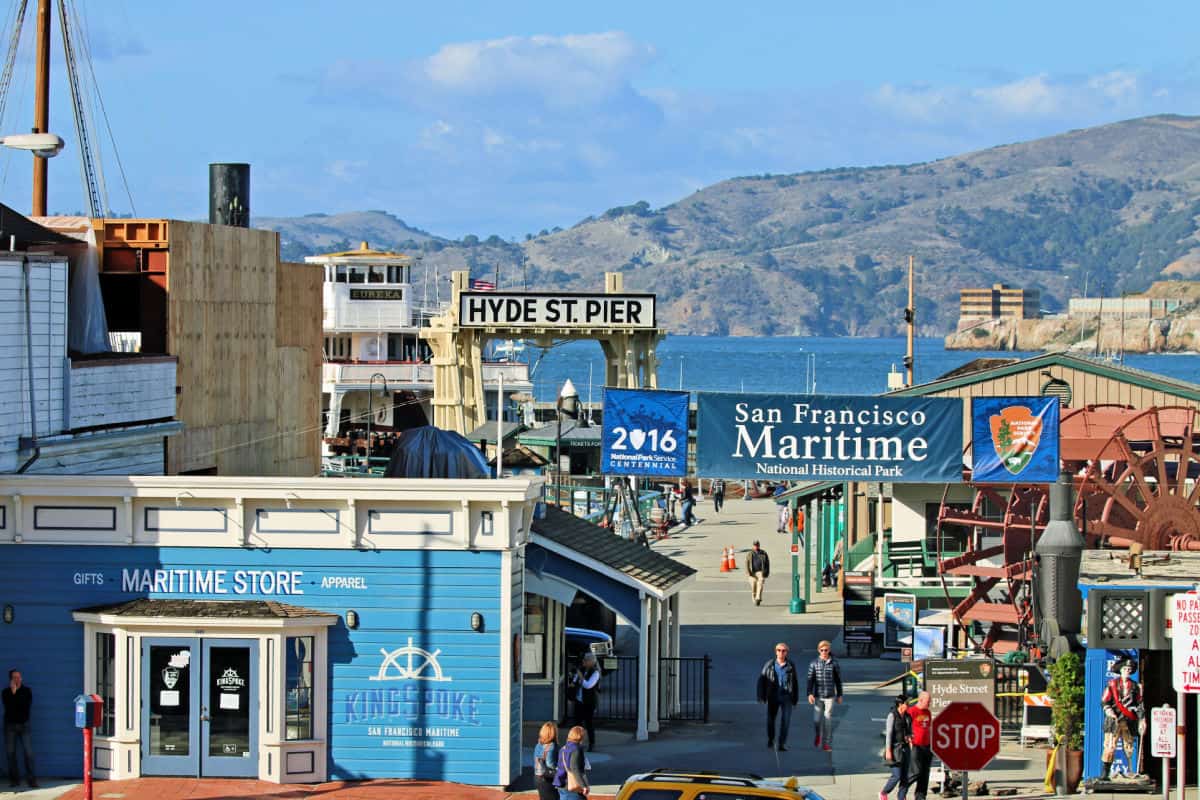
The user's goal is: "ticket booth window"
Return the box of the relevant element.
[523,594,547,678]
[286,636,314,740]
[95,632,116,736]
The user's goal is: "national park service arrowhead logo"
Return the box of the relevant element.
[989,405,1043,475]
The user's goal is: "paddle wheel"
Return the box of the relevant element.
[936,405,1200,653]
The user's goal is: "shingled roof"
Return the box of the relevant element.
[74,598,338,619]
[530,505,696,595]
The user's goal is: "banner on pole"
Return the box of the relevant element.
[971,397,1060,483]
[601,388,689,477]
[695,393,963,482]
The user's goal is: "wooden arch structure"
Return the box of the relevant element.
[422,271,666,434]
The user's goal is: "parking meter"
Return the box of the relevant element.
[74,693,103,800]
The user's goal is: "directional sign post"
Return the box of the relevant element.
[932,701,1001,800]
[1151,705,1176,800]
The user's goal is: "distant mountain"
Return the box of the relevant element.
[253,210,442,262]
[263,115,1200,336]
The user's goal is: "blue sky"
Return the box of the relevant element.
[0,0,1198,237]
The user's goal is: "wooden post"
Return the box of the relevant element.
[32,0,51,216]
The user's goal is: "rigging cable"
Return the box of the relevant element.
[68,0,133,215]
[0,0,29,192]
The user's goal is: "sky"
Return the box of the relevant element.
[0,0,1198,238]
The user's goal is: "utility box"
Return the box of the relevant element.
[74,693,103,729]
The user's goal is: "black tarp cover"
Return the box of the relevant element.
[383,425,492,479]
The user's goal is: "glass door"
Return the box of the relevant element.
[201,639,258,777]
[141,638,200,776]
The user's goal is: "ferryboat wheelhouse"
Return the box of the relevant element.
[308,243,531,465]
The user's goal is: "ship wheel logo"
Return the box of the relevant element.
[369,637,453,682]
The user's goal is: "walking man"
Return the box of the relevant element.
[745,540,770,605]
[903,691,934,800]
[2,669,36,788]
[711,478,726,513]
[756,642,799,751]
[805,640,843,751]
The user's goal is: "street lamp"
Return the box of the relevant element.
[0,132,64,158]
[365,373,388,471]
[554,379,579,507]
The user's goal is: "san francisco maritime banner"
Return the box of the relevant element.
[695,393,963,482]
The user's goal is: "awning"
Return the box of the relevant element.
[527,506,696,630]
[775,480,841,502]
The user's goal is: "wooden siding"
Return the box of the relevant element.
[164,223,320,476]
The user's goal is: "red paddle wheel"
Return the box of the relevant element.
[936,405,1200,654]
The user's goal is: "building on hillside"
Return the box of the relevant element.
[959,284,1041,321]
[0,473,693,785]
[305,243,531,466]
[33,216,323,477]
[1067,296,1183,319]
[2,209,180,475]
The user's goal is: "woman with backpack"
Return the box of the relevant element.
[532,721,559,800]
[880,693,912,800]
[553,725,590,799]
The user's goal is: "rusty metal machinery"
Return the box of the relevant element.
[936,405,1200,652]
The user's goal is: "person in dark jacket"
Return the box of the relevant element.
[805,640,843,751]
[756,642,800,751]
[745,540,770,605]
[681,483,697,526]
[569,653,601,751]
[880,693,911,800]
[2,669,36,788]
[711,478,726,513]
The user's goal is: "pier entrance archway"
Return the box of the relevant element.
[422,271,666,433]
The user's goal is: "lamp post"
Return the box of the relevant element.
[554,379,579,507]
[365,373,388,471]
[790,495,805,614]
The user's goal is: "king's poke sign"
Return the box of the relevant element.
[1171,592,1200,693]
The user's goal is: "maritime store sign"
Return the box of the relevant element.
[459,291,656,329]
[696,393,962,482]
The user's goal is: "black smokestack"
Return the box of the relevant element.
[209,163,250,227]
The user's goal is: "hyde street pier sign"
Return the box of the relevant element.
[696,393,962,482]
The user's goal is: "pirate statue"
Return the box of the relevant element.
[1100,658,1146,779]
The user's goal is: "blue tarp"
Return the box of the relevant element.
[384,425,492,479]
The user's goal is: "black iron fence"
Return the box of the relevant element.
[593,654,711,723]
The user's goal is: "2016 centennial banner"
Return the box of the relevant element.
[601,388,689,476]
[695,393,963,481]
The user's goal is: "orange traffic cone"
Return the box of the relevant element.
[728,546,737,570]
[719,546,731,572]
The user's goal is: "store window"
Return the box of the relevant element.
[95,632,116,736]
[523,594,548,678]
[285,636,314,740]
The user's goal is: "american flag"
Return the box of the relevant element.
[469,278,496,291]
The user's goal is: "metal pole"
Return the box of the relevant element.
[1179,690,1187,800]
[816,497,825,594]
[555,413,563,507]
[803,500,812,608]
[790,497,803,613]
[906,255,915,387]
[496,371,503,479]
[1164,736,1171,800]
[366,385,373,469]
[963,771,969,800]
[83,726,93,800]
[32,0,50,216]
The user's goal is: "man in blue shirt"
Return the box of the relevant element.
[756,642,799,751]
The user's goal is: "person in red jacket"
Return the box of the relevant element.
[903,691,933,800]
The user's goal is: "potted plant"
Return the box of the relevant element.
[1048,652,1085,793]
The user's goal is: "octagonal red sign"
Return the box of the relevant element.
[931,701,1001,772]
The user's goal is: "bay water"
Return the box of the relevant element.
[524,336,1200,402]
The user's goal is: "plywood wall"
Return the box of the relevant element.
[165,221,320,476]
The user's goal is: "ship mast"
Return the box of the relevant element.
[31,0,49,215]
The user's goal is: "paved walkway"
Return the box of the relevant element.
[7,493,1162,800]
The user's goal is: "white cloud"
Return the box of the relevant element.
[874,83,957,122]
[1087,70,1139,101]
[423,32,654,106]
[326,159,366,181]
[972,74,1063,115]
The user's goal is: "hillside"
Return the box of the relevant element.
[265,115,1200,336]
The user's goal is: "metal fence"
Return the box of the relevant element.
[994,663,1047,733]
[595,655,710,723]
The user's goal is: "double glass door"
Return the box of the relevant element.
[141,638,258,777]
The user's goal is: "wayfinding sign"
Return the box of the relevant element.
[1171,592,1200,693]
[695,393,963,481]
[601,388,689,477]
[459,292,656,329]
[924,659,996,718]
[932,701,1001,772]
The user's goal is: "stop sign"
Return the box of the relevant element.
[931,701,1001,772]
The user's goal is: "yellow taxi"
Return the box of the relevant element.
[614,769,827,800]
